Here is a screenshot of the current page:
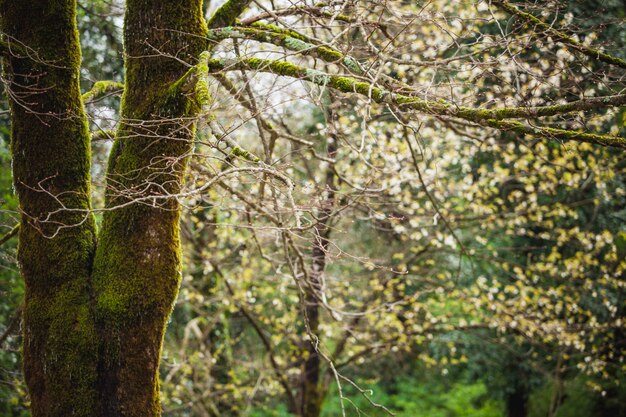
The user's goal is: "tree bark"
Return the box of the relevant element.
[0,1,98,416]
[300,104,338,417]
[2,0,210,415]
[506,388,529,417]
[91,1,208,416]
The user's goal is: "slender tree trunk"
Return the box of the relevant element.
[0,1,98,416]
[548,354,564,417]
[91,1,207,416]
[301,104,338,417]
[187,209,236,416]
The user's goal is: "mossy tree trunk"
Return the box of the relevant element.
[0,1,98,416]
[91,1,208,416]
[1,0,214,416]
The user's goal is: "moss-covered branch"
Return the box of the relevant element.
[91,129,116,141]
[194,50,211,105]
[0,224,19,247]
[492,1,626,69]
[481,119,626,148]
[81,80,124,103]
[205,57,626,149]
[207,0,252,29]
[206,26,626,122]
[207,26,364,74]
[249,21,318,44]
[451,94,626,120]
[207,23,422,95]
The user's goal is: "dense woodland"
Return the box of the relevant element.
[0,1,625,416]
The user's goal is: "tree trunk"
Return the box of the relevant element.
[506,384,529,417]
[301,104,338,417]
[91,1,207,415]
[2,0,208,415]
[0,1,98,416]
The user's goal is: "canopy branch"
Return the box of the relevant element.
[207,26,365,75]
[205,57,626,149]
[207,26,626,115]
[239,2,364,26]
[492,0,626,69]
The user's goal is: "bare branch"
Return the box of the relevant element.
[492,0,626,69]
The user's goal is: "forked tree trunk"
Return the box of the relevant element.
[1,0,208,415]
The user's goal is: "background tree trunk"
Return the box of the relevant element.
[506,388,529,417]
[301,103,338,417]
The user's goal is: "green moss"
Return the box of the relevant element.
[483,119,626,148]
[91,1,210,415]
[315,45,344,61]
[231,145,260,162]
[81,80,124,103]
[328,76,355,91]
[1,0,100,415]
[24,284,98,415]
[207,0,251,29]
[250,22,311,41]
[233,57,304,78]
[195,51,212,105]
[328,76,388,101]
